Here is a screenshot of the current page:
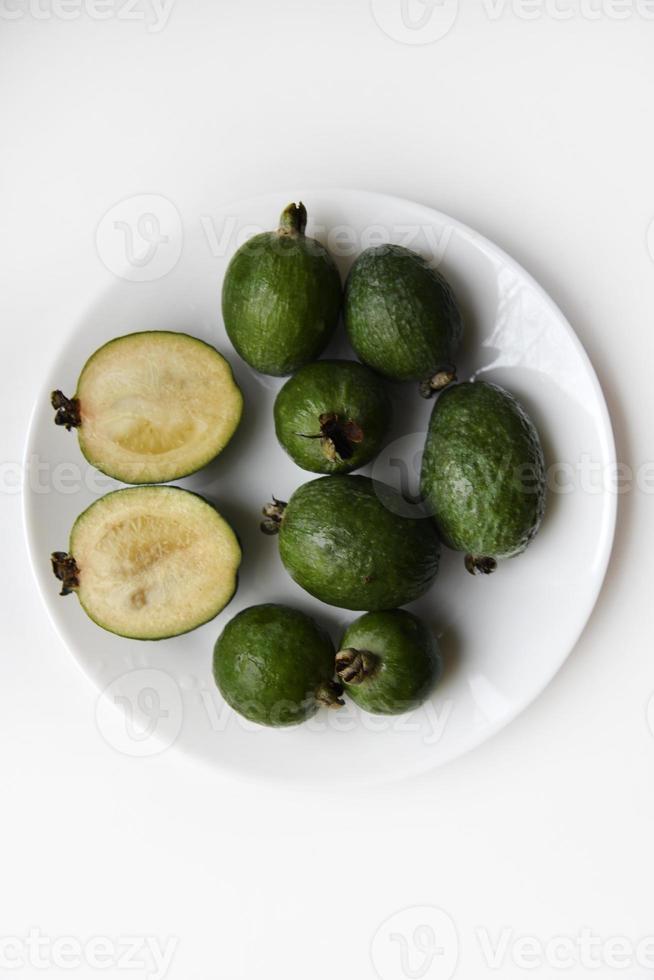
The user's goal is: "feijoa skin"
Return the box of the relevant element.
[420,381,546,574]
[344,244,464,397]
[336,610,442,715]
[221,203,342,376]
[263,476,441,611]
[213,604,343,727]
[273,360,392,474]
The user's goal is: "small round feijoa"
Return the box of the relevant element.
[273,359,392,474]
[336,609,442,715]
[213,604,343,728]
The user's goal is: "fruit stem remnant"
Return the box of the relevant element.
[51,551,80,595]
[278,202,307,237]
[51,390,81,430]
[299,413,364,463]
[335,647,380,685]
[315,679,345,709]
[260,497,288,535]
[465,554,498,576]
[419,367,457,399]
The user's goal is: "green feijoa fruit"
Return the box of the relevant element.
[262,475,440,611]
[336,610,442,715]
[344,244,463,397]
[213,604,343,727]
[420,381,546,574]
[221,202,342,376]
[51,331,243,485]
[273,359,392,474]
[51,486,241,640]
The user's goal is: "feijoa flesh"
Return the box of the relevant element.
[221,203,342,376]
[213,604,343,727]
[273,359,392,474]
[262,475,441,611]
[51,486,241,639]
[420,381,546,574]
[51,331,243,484]
[336,609,442,715]
[345,244,463,396]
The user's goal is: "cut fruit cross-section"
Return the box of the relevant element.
[51,486,241,639]
[52,331,243,484]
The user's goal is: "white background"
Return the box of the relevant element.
[1,2,653,979]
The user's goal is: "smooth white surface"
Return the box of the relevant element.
[24,189,616,784]
[2,6,653,980]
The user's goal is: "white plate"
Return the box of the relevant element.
[23,190,616,784]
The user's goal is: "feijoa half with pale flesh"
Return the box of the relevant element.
[344,244,464,397]
[51,486,241,640]
[221,203,342,376]
[52,331,243,484]
[336,609,442,715]
[273,359,392,474]
[213,604,343,727]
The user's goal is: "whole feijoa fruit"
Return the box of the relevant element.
[213,604,343,727]
[273,359,392,474]
[262,475,441,611]
[420,381,546,574]
[221,202,342,376]
[344,243,463,397]
[336,609,442,715]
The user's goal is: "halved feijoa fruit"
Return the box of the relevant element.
[51,331,243,484]
[51,486,241,639]
[213,604,343,727]
[273,359,392,474]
